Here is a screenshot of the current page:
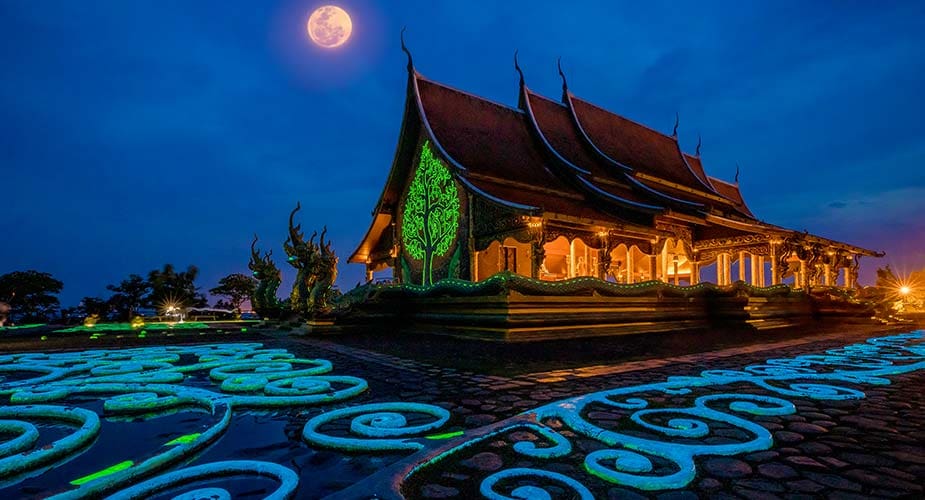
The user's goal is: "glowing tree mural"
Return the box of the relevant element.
[401,141,461,285]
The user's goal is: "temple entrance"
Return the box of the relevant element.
[540,236,598,280]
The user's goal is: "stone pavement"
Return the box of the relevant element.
[290,328,925,499]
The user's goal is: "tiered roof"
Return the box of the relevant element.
[350,51,880,264]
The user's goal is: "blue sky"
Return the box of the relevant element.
[2,0,924,305]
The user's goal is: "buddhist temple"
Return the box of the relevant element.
[350,47,881,298]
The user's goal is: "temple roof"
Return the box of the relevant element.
[350,55,883,264]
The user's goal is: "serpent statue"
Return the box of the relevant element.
[283,203,319,317]
[308,227,339,315]
[248,234,282,318]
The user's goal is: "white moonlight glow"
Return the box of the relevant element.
[307,5,353,49]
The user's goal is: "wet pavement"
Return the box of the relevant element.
[0,325,922,499]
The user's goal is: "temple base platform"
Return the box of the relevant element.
[330,275,875,342]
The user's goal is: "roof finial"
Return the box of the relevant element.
[735,163,740,184]
[672,112,680,137]
[514,50,524,87]
[695,134,702,156]
[400,27,413,71]
[557,57,569,97]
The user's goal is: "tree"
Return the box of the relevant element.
[0,270,63,323]
[81,296,111,317]
[209,273,257,313]
[106,274,150,320]
[401,140,461,285]
[147,264,207,312]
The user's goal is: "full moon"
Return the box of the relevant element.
[307,5,352,49]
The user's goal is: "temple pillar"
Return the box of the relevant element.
[770,244,779,285]
[716,254,724,285]
[661,245,670,283]
[823,264,832,286]
[365,269,374,282]
[798,260,806,289]
[691,261,700,285]
[646,253,656,283]
[723,253,732,285]
[530,241,545,279]
[841,266,850,288]
[758,256,766,286]
[738,251,746,282]
[673,258,680,285]
[749,254,758,285]
[568,240,576,278]
[598,248,612,280]
[626,249,636,284]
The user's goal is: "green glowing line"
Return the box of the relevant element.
[70,460,134,485]
[425,430,464,440]
[164,433,201,446]
[401,140,461,285]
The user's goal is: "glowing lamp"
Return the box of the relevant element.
[900,286,911,295]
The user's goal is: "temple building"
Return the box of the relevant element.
[350,49,881,291]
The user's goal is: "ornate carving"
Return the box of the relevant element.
[284,203,339,318]
[655,221,693,256]
[472,197,530,250]
[248,234,282,318]
[693,233,769,251]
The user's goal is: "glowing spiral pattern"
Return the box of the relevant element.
[303,402,451,452]
[0,343,451,498]
[405,331,925,494]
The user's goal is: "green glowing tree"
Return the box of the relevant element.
[401,141,461,285]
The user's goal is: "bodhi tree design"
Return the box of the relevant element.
[401,141,461,286]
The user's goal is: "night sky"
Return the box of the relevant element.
[3,1,924,306]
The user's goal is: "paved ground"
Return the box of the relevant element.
[285,325,925,498]
[1,323,921,498]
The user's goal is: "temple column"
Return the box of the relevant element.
[661,246,670,283]
[365,269,374,282]
[738,251,746,282]
[691,260,700,285]
[758,256,766,286]
[568,240,576,278]
[626,249,635,284]
[673,257,680,285]
[823,264,832,286]
[770,244,779,285]
[646,253,656,283]
[723,253,732,285]
[716,254,724,285]
[798,260,806,289]
[598,248,612,280]
[749,254,759,285]
[530,241,545,279]
[841,266,850,288]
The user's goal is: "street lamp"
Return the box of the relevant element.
[900,285,911,296]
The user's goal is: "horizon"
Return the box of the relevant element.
[3,0,924,306]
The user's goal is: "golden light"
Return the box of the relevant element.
[900,285,911,295]
[307,5,353,49]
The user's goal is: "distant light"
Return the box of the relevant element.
[900,286,911,295]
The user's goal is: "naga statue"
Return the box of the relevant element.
[284,203,318,317]
[248,234,282,318]
[309,227,339,313]
[283,203,339,317]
